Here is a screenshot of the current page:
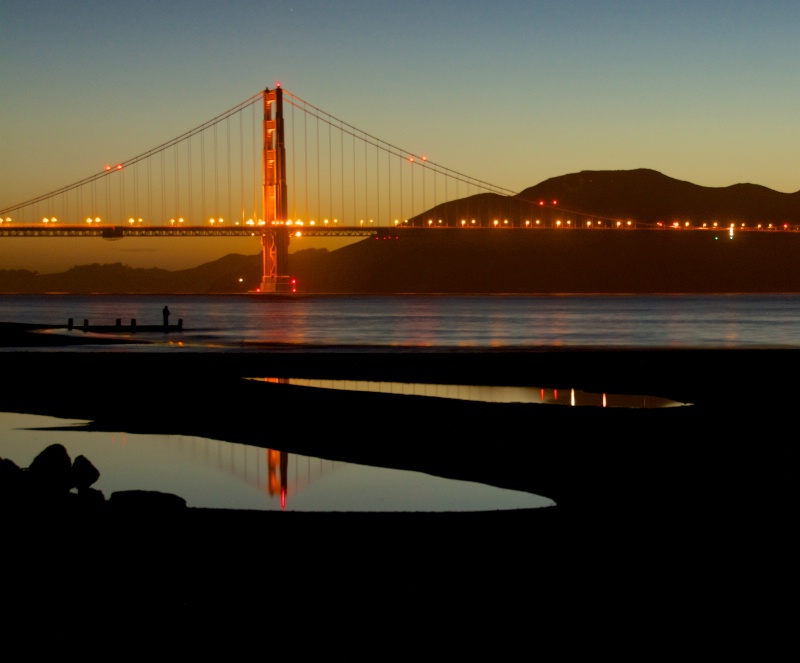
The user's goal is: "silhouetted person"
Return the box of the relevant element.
[162,306,170,328]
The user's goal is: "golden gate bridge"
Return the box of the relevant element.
[3,84,786,292]
[0,84,613,291]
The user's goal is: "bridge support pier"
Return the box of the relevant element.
[259,227,290,292]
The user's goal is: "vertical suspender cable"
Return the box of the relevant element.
[213,124,218,220]
[340,120,344,222]
[239,110,244,223]
[252,102,257,222]
[328,114,332,220]
[304,104,308,221]
[376,140,380,225]
[226,117,231,224]
[201,131,206,223]
[188,135,192,223]
[291,102,296,220]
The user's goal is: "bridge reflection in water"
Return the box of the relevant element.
[249,378,687,409]
[0,412,553,512]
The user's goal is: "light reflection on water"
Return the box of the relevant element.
[2,293,800,348]
[0,412,554,512]
[250,378,688,408]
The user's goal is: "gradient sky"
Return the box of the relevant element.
[2,0,798,272]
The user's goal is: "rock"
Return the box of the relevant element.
[72,455,100,490]
[28,444,73,494]
[109,490,187,513]
[0,457,25,496]
[74,487,106,510]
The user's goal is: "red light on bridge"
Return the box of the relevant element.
[539,201,544,206]
[116,164,123,170]
[104,165,112,171]
[408,156,414,163]
[275,81,281,88]
[552,200,557,205]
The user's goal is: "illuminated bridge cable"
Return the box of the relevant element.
[0,92,262,217]
[282,90,516,198]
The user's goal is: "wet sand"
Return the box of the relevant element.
[2,329,796,620]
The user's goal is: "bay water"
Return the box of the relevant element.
[2,293,798,511]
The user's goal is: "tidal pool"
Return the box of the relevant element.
[0,412,554,512]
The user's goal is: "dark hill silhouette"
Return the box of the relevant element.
[289,228,800,294]
[0,254,263,294]
[409,169,800,227]
[3,170,799,294]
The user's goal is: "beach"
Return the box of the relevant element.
[2,328,796,622]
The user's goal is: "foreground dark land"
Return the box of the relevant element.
[2,342,796,625]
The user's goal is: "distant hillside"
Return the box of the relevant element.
[288,228,800,294]
[0,254,263,294]
[410,169,800,227]
[3,169,800,294]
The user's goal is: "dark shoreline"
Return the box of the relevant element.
[3,328,796,615]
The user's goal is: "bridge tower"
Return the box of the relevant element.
[260,86,290,292]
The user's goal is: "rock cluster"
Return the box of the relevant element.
[0,443,186,514]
